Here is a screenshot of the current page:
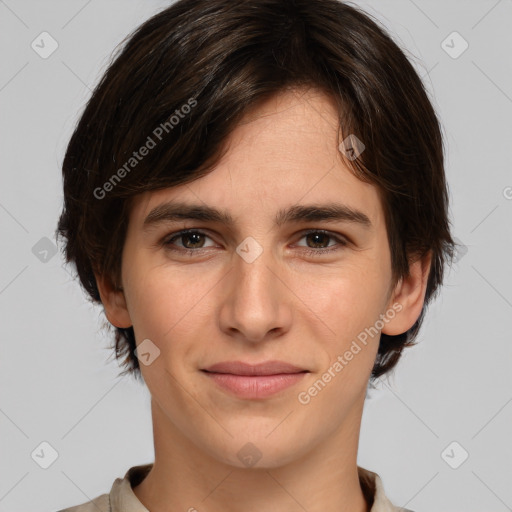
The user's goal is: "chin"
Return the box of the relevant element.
[203,431,309,470]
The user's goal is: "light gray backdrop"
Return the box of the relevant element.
[1,1,511,511]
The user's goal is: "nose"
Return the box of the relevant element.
[218,241,293,344]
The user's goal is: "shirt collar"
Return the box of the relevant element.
[109,463,403,512]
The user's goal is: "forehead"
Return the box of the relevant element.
[129,88,383,229]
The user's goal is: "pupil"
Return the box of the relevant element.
[308,233,327,248]
[184,233,203,248]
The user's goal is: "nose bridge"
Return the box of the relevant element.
[235,243,273,298]
[234,238,277,312]
[219,237,290,342]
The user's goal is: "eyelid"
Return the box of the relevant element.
[293,228,349,245]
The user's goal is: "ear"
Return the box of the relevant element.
[94,272,132,328]
[382,251,432,336]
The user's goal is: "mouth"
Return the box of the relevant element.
[200,360,309,399]
[201,360,309,376]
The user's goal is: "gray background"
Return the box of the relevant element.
[1,1,511,511]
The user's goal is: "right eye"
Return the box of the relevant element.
[162,229,218,253]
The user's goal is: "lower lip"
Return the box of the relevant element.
[202,371,308,399]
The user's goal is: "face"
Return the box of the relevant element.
[102,88,420,469]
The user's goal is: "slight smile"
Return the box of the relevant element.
[201,360,310,400]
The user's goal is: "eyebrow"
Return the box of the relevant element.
[143,201,372,230]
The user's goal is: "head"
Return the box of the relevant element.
[57,0,455,466]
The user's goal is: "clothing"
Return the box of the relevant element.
[56,463,414,512]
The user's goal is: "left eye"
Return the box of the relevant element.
[295,230,344,250]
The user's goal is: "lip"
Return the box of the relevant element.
[202,360,307,375]
[201,360,309,399]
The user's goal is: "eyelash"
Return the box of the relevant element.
[161,229,348,257]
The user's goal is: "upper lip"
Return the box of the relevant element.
[202,360,308,376]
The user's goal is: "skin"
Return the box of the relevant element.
[96,87,431,512]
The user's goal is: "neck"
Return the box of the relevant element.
[132,398,370,512]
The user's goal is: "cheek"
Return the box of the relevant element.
[300,261,390,347]
[296,270,386,410]
[124,263,216,353]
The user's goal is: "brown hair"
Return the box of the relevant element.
[56,0,456,381]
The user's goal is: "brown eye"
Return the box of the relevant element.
[163,230,216,251]
[178,232,206,249]
[295,230,347,256]
[305,231,331,248]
